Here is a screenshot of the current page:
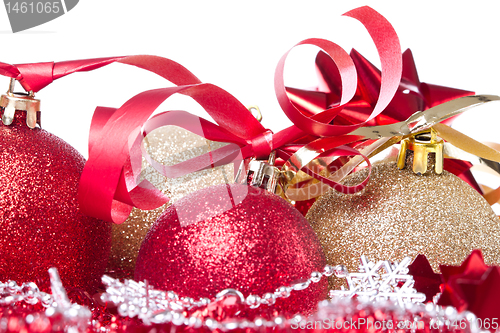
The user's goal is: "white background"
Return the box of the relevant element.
[1,1,499,162]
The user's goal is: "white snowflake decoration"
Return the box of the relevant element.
[330,255,426,306]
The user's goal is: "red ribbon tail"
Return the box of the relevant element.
[114,171,169,212]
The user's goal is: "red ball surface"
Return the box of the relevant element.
[135,184,327,318]
[0,112,111,293]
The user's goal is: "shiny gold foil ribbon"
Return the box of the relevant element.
[281,95,500,202]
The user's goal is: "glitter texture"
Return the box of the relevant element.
[135,184,327,318]
[107,126,234,279]
[0,110,111,293]
[306,157,500,290]
[329,255,426,305]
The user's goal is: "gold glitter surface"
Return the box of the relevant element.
[306,157,500,290]
[107,126,234,278]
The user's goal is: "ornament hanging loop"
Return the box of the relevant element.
[397,128,444,175]
[247,105,262,122]
[0,78,40,129]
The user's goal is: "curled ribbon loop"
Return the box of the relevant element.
[0,54,277,223]
[275,6,402,137]
[284,137,394,201]
[276,7,500,201]
[81,81,272,224]
[0,54,270,223]
[276,5,403,198]
[282,137,371,200]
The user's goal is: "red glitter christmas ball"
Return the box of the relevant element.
[0,110,111,293]
[135,184,328,318]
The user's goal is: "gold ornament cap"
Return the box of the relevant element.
[0,78,40,129]
[235,151,282,195]
[397,128,443,175]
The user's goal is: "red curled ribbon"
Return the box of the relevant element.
[0,54,271,223]
[0,56,201,93]
[101,5,403,221]
[0,6,405,223]
[284,41,480,194]
[273,6,402,200]
[83,83,282,224]
[275,6,402,137]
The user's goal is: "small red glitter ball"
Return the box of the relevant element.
[0,110,111,293]
[135,184,328,318]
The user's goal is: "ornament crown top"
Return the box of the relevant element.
[0,78,40,129]
[397,128,444,175]
[235,151,283,195]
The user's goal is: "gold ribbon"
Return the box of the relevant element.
[282,95,500,202]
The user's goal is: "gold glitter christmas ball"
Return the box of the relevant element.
[107,126,233,279]
[306,154,500,289]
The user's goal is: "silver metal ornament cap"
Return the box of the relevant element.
[235,151,282,194]
[0,78,40,129]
